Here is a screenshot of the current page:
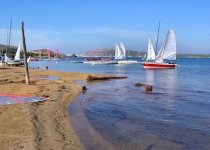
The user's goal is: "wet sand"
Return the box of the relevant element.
[0,66,108,150]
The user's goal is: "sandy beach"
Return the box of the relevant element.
[0,66,96,150]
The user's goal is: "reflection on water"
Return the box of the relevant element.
[145,69,155,85]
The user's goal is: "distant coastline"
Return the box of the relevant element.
[177,54,210,58]
[80,49,210,58]
[1,44,209,59]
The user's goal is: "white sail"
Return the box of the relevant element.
[155,28,176,63]
[163,28,176,60]
[155,44,164,63]
[146,39,156,60]
[14,41,23,61]
[4,53,9,62]
[119,42,126,59]
[4,53,12,63]
[115,44,122,59]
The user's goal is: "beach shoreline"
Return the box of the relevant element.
[0,67,97,150]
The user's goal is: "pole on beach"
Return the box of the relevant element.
[21,21,30,85]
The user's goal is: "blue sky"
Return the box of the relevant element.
[0,0,210,54]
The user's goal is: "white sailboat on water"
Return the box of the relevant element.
[143,28,177,69]
[146,39,156,61]
[119,42,126,59]
[115,44,123,60]
[115,42,138,64]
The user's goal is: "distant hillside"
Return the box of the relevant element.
[177,54,210,58]
[81,49,210,58]
[81,49,141,57]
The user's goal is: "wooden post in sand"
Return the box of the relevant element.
[21,21,30,85]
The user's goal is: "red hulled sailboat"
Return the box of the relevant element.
[143,28,177,69]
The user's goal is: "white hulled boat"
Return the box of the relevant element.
[115,42,138,64]
[6,41,24,66]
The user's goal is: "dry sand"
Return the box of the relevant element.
[0,66,102,150]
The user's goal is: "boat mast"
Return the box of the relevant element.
[6,28,9,56]
[155,20,161,55]
[8,18,12,49]
[6,18,12,56]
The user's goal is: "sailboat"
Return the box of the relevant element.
[14,41,23,61]
[6,41,24,66]
[143,28,177,69]
[146,39,156,61]
[116,42,138,64]
[114,44,123,59]
[119,42,126,59]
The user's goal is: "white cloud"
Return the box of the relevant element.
[0,27,155,53]
[0,28,64,50]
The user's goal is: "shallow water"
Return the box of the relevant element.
[42,75,60,80]
[31,58,210,149]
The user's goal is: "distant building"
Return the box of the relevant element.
[0,44,17,59]
[29,49,66,58]
[30,49,54,58]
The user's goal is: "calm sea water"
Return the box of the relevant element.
[31,58,210,150]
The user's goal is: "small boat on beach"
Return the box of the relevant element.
[6,60,24,66]
[143,28,177,69]
[6,41,24,66]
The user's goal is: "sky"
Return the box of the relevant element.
[0,0,210,54]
